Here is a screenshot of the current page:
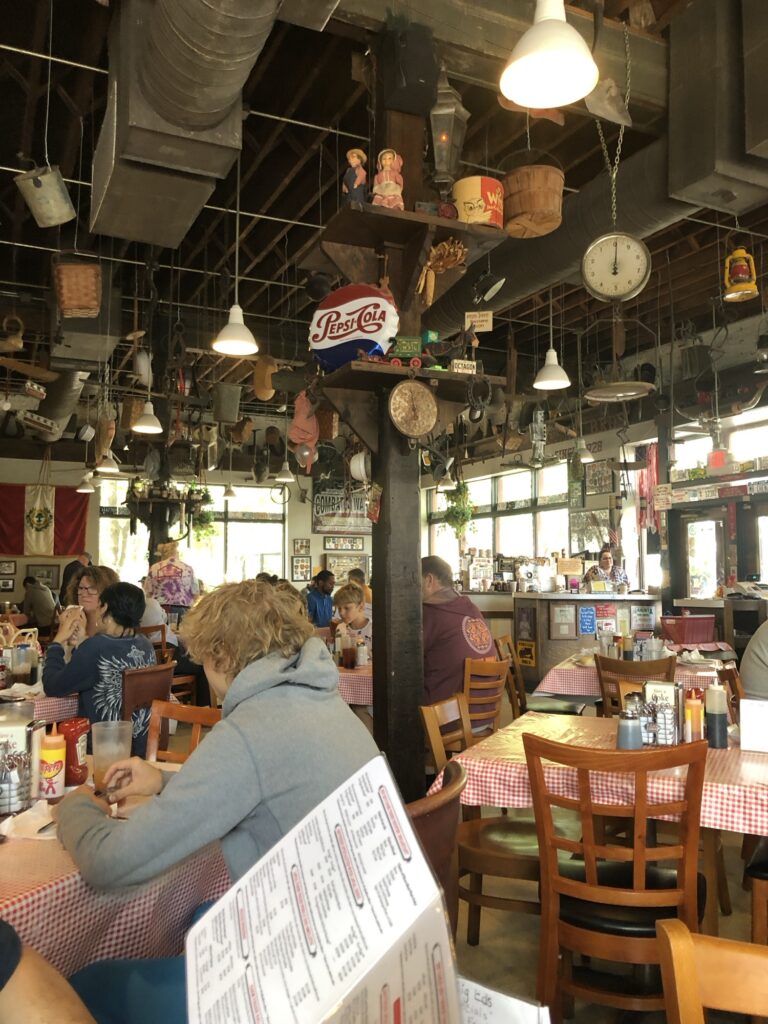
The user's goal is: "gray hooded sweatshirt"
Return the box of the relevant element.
[57,637,378,889]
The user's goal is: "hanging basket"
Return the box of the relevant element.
[500,149,565,239]
[52,253,102,318]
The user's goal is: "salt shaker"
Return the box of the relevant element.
[616,710,643,750]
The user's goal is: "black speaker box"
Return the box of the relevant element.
[377,24,439,117]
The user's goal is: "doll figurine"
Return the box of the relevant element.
[371,148,404,211]
[342,148,367,205]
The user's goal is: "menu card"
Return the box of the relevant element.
[186,755,460,1023]
[458,978,549,1023]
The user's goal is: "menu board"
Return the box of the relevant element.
[186,756,459,1023]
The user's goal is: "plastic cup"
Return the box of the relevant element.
[91,721,133,793]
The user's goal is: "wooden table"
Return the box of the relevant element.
[430,713,768,936]
[535,657,720,698]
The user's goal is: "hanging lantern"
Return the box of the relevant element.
[429,67,470,197]
[723,245,759,302]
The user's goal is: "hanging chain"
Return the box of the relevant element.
[595,22,632,231]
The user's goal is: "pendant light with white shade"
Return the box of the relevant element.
[574,334,593,462]
[533,288,570,391]
[223,444,237,499]
[76,472,95,494]
[213,155,258,356]
[499,0,599,110]
[274,398,295,485]
[132,399,163,434]
[96,449,120,474]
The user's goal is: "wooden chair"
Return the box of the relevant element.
[495,635,586,717]
[121,662,176,755]
[463,658,508,736]
[146,699,222,764]
[594,654,676,717]
[137,623,168,663]
[421,695,542,946]
[522,733,708,1024]
[406,760,467,938]
[657,918,768,1023]
[717,663,745,725]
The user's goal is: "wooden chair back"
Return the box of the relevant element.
[657,918,768,1023]
[136,623,168,662]
[420,694,474,773]
[717,664,744,725]
[594,654,677,717]
[146,699,222,763]
[523,733,707,940]
[462,658,508,734]
[495,634,525,716]
[406,760,467,936]
[122,661,176,752]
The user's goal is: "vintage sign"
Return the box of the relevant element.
[312,479,372,535]
[309,283,399,371]
[653,483,672,511]
[464,310,493,332]
[630,604,656,631]
[578,605,597,636]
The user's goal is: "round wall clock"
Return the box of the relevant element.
[388,379,438,439]
[581,232,652,303]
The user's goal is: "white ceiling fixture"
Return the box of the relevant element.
[499,0,599,109]
[76,472,95,494]
[96,449,120,474]
[131,400,163,435]
[534,288,570,391]
[213,155,258,357]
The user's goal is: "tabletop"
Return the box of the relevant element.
[429,712,768,838]
[337,664,373,706]
[0,835,230,975]
[535,657,721,698]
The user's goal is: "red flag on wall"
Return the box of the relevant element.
[0,485,88,556]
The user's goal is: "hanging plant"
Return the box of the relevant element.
[191,508,215,542]
[443,482,475,539]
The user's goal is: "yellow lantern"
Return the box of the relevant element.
[723,245,759,302]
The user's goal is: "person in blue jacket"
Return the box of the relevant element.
[43,583,155,755]
[306,569,335,626]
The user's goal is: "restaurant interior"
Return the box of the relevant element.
[2,0,768,1020]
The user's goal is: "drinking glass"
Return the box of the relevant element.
[91,721,133,793]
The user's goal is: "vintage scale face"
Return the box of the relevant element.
[388,379,438,439]
[581,232,652,303]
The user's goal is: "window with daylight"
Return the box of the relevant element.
[98,481,285,587]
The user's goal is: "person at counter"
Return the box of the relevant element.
[738,619,768,699]
[583,545,630,588]
[421,555,494,704]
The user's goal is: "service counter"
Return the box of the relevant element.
[463,591,661,687]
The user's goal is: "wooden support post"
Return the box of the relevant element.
[371,399,425,802]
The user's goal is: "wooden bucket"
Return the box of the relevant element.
[502,163,565,239]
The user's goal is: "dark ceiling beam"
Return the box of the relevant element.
[330,0,668,126]
[11,2,48,243]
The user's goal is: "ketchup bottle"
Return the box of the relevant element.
[59,718,91,786]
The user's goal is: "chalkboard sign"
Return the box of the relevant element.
[578,605,597,636]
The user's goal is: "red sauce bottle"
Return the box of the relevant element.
[59,718,91,786]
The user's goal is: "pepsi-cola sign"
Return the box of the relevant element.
[309,283,399,371]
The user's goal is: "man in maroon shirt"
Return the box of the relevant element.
[421,555,494,704]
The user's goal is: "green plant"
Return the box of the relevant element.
[192,508,216,542]
[443,482,474,539]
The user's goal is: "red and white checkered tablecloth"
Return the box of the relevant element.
[0,839,230,976]
[28,694,79,723]
[428,712,768,838]
[535,659,720,697]
[337,665,373,706]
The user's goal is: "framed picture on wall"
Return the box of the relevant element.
[0,579,13,591]
[585,461,616,496]
[0,561,16,575]
[324,553,368,579]
[26,564,60,589]
[291,556,312,582]
[323,536,365,552]
[292,538,310,556]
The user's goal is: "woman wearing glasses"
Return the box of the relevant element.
[62,565,119,640]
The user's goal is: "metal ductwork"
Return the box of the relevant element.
[423,139,700,337]
[30,371,89,443]
[91,0,279,247]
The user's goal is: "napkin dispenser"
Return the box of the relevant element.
[0,707,45,814]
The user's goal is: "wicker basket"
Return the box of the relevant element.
[502,160,565,239]
[52,256,102,318]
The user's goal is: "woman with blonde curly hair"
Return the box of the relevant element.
[58,579,378,1024]
[55,579,377,889]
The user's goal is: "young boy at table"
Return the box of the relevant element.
[333,582,373,649]
[56,580,378,1024]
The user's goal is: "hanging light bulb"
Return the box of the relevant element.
[213,155,259,356]
[223,482,237,499]
[132,400,163,435]
[96,449,120,474]
[575,437,594,463]
[76,472,95,494]
[534,288,571,391]
[275,461,295,484]
[499,0,599,109]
